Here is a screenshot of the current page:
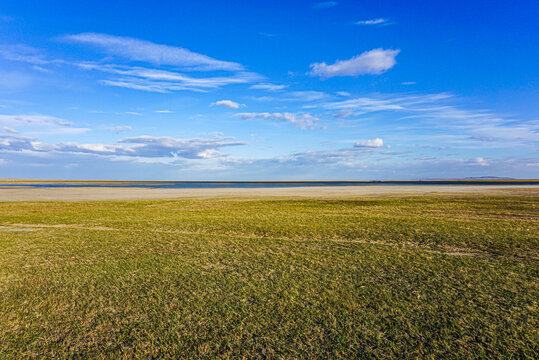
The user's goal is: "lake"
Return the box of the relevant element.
[1,180,537,189]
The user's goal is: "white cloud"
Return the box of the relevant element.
[106,126,132,133]
[402,81,416,85]
[0,134,246,159]
[20,34,264,93]
[83,64,261,93]
[3,37,261,93]
[211,100,244,109]
[309,48,400,78]
[475,157,489,166]
[333,110,355,118]
[62,33,244,71]
[312,1,338,9]
[99,79,179,93]
[1,126,17,133]
[355,138,384,148]
[325,97,406,112]
[323,92,539,145]
[324,93,452,112]
[249,83,287,91]
[0,114,72,127]
[469,135,495,142]
[155,110,173,113]
[0,44,49,65]
[235,142,394,170]
[112,136,246,158]
[236,112,322,130]
[288,91,328,101]
[248,90,328,103]
[355,18,390,26]
[0,135,36,152]
[32,65,50,73]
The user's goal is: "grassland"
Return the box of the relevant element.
[0,193,538,358]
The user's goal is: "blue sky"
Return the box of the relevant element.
[0,0,537,180]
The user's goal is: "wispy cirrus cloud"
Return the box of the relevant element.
[99,72,261,93]
[249,83,287,91]
[211,100,245,109]
[236,112,323,130]
[0,44,50,65]
[1,126,17,133]
[288,91,328,101]
[332,109,355,118]
[469,135,495,142]
[0,114,72,127]
[248,90,329,103]
[355,18,391,26]
[0,114,89,136]
[76,62,262,93]
[324,93,451,112]
[105,125,132,133]
[309,49,400,78]
[117,111,142,116]
[62,33,244,72]
[323,93,539,145]
[1,35,264,93]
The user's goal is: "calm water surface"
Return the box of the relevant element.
[1,181,537,189]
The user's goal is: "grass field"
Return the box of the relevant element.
[0,194,538,358]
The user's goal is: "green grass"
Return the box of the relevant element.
[0,195,538,358]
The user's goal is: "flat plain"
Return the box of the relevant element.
[0,183,538,201]
[0,187,538,358]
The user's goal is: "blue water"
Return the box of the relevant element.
[1,181,536,189]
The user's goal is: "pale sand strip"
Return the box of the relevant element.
[0,185,538,201]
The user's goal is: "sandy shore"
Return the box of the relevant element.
[0,184,538,201]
